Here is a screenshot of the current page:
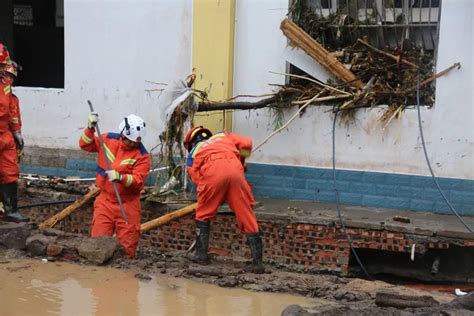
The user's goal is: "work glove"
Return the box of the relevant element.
[105,169,123,182]
[12,131,24,151]
[87,112,99,129]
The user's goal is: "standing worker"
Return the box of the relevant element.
[184,126,264,273]
[79,113,150,258]
[0,43,28,222]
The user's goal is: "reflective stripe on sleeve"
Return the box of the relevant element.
[81,133,93,144]
[124,174,133,187]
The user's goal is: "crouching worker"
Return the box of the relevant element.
[184,126,264,273]
[79,113,150,258]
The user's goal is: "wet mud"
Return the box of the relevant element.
[0,258,320,316]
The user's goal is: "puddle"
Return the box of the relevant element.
[0,259,323,316]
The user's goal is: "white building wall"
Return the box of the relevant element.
[14,0,472,180]
[16,0,193,150]
[233,0,473,180]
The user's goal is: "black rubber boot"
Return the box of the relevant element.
[189,220,210,264]
[1,182,29,223]
[245,232,265,274]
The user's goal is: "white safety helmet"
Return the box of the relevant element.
[119,114,146,142]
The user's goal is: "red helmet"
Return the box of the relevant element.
[0,43,11,64]
[184,126,212,151]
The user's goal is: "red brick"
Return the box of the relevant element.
[47,244,64,256]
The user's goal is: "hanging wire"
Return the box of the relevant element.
[332,109,373,280]
[415,73,473,233]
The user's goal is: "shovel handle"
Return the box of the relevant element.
[87,100,128,224]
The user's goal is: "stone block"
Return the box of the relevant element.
[292,189,316,201]
[362,172,386,185]
[0,222,30,250]
[246,163,275,175]
[361,195,386,207]
[77,236,119,264]
[350,182,375,195]
[410,187,424,199]
[376,184,400,197]
[288,178,306,190]
[385,197,410,209]
[450,191,474,205]
[339,192,363,205]
[26,234,57,256]
[385,174,412,185]
[306,179,330,191]
[336,170,363,182]
[410,175,434,188]
[294,166,320,179]
[262,175,288,187]
[410,199,435,212]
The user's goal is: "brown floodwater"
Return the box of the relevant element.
[0,259,323,316]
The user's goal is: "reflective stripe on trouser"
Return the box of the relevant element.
[196,157,258,233]
[91,193,141,258]
[0,131,19,184]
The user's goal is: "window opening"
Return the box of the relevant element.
[289,0,442,106]
[1,0,65,88]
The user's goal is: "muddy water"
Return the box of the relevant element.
[0,259,322,316]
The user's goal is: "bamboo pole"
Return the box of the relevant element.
[140,202,198,232]
[38,187,100,230]
[280,18,364,90]
[403,62,461,94]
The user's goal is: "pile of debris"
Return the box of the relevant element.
[154,11,460,187]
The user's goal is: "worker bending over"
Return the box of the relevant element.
[184,126,264,273]
[79,113,150,258]
[0,43,28,222]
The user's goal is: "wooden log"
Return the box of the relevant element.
[280,19,364,90]
[38,187,100,230]
[198,96,278,111]
[140,202,198,232]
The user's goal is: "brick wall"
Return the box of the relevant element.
[246,163,474,215]
[25,202,474,276]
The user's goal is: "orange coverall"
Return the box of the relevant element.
[79,128,150,258]
[186,132,258,233]
[0,77,20,184]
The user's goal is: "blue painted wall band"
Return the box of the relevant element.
[20,160,474,215]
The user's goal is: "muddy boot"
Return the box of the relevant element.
[189,220,210,264]
[1,182,29,223]
[245,232,265,274]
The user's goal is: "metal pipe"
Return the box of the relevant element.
[87,100,128,224]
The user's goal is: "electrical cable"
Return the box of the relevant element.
[332,109,373,280]
[18,199,76,210]
[415,74,473,233]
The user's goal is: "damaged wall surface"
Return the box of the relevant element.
[14,0,193,150]
[233,0,473,180]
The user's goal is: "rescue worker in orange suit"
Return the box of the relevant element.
[0,43,28,222]
[79,113,150,258]
[184,126,264,273]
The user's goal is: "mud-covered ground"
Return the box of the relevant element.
[1,227,472,316]
[115,248,474,315]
